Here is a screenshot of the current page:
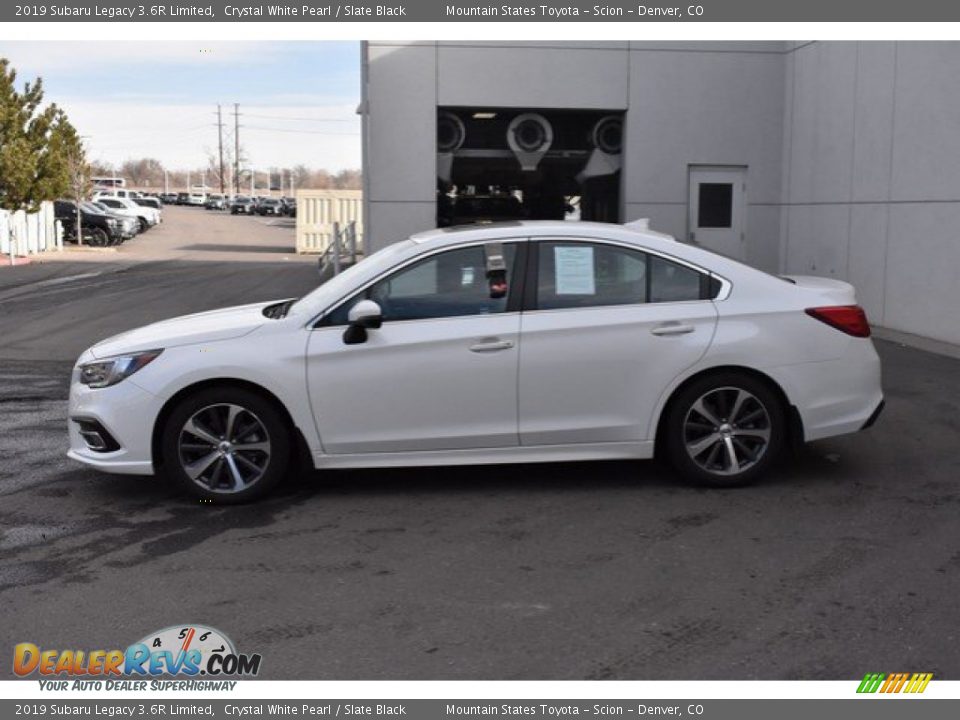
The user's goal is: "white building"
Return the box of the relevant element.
[361,41,960,346]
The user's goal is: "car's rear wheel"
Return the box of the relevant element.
[138,217,149,232]
[664,372,785,487]
[161,387,291,503]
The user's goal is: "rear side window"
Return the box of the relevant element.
[537,242,647,310]
[536,241,717,309]
[649,255,703,303]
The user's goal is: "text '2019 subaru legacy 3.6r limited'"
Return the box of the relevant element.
[68,221,883,503]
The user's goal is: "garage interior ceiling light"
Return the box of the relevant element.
[472,112,497,119]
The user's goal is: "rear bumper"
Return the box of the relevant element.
[767,339,883,442]
[860,399,885,430]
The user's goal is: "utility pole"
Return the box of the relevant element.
[164,169,169,194]
[250,168,255,196]
[233,103,241,196]
[216,104,226,195]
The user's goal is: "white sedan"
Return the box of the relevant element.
[67,221,883,503]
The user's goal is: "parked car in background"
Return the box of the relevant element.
[160,193,178,204]
[134,196,162,210]
[54,199,126,246]
[133,197,163,220]
[257,198,284,216]
[230,196,255,215]
[94,196,160,232]
[92,188,140,201]
[86,201,139,240]
[175,192,190,205]
[187,188,207,206]
[205,194,227,211]
[281,197,297,217]
[66,220,883,503]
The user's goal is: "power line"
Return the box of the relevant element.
[243,113,356,123]
[242,126,359,136]
[234,103,241,196]
[216,104,225,195]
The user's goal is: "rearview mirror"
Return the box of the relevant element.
[343,300,382,345]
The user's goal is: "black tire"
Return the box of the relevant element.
[663,372,785,487]
[87,227,109,247]
[138,217,149,232]
[161,386,292,504]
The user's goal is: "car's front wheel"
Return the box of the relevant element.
[664,372,785,487]
[161,387,292,503]
[87,227,109,247]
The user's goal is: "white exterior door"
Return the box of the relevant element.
[518,240,718,446]
[305,243,522,455]
[688,166,746,260]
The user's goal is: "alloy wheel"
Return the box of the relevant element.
[177,403,272,493]
[682,386,772,476]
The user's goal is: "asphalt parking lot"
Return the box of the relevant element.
[1,207,959,680]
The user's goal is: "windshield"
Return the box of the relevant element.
[288,239,415,318]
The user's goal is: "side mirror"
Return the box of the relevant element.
[343,300,382,345]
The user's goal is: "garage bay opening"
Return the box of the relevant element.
[436,107,624,227]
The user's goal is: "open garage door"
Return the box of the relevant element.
[436,107,623,228]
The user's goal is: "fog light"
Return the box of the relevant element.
[73,418,121,453]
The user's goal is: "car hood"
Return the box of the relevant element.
[89,301,279,358]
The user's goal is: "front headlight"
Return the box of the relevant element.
[79,349,163,389]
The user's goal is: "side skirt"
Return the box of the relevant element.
[312,441,654,470]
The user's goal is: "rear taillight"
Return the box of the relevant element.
[805,305,871,338]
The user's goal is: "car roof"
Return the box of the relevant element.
[409,220,675,246]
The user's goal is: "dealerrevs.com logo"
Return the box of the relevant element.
[13,625,261,686]
[857,672,933,694]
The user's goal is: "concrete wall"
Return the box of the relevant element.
[363,41,786,272]
[623,42,785,271]
[363,42,438,251]
[364,40,960,345]
[781,41,960,345]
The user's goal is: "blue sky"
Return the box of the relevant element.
[0,42,362,172]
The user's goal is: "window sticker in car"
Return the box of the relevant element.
[554,245,595,295]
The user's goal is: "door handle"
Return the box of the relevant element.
[469,338,514,353]
[651,322,695,336]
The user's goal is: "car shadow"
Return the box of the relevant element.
[278,445,849,503]
[178,243,296,254]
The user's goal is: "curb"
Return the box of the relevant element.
[1,256,33,267]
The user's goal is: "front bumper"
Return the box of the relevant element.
[67,371,159,476]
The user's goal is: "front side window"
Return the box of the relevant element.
[325,243,518,325]
[536,241,711,309]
